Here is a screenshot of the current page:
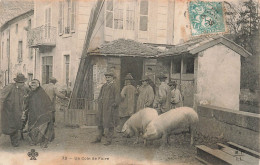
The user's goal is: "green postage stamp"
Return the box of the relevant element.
[188,1,226,36]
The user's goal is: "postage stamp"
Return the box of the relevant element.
[188,1,226,36]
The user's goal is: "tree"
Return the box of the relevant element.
[224,0,260,91]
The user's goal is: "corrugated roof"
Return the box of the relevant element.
[159,36,252,58]
[88,39,162,57]
[0,0,34,26]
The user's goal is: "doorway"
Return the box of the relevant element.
[120,57,143,89]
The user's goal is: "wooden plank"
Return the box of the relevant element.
[218,143,259,165]
[196,145,245,165]
[195,156,213,165]
[227,142,260,159]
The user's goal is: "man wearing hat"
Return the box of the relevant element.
[168,81,183,109]
[136,75,154,111]
[117,73,137,132]
[157,73,171,114]
[92,72,120,145]
[0,73,29,147]
[42,77,68,123]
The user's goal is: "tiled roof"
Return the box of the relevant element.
[0,0,34,26]
[158,35,252,58]
[88,39,162,57]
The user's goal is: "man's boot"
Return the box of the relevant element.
[10,131,19,147]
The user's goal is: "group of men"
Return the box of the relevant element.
[0,74,68,148]
[93,72,183,146]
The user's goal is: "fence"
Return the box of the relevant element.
[64,98,98,126]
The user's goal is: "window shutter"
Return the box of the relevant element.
[59,1,64,34]
[71,1,76,32]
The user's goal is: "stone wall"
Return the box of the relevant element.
[197,105,260,152]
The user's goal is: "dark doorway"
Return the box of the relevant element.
[120,57,143,89]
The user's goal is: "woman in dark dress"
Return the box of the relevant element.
[27,79,55,148]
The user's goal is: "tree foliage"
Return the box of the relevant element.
[224,0,259,91]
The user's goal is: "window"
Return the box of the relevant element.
[59,1,64,34]
[139,0,148,31]
[42,56,53,84]
[185,57,194,74]
[16,24,18,33]
[62,0,76,34]
[106,0,113,28]
[114,0,123,29]
[171,57,194,74]
[29,48,33,59]
[64,55,70,86]
[18,41,23,62]
[172,58,181,73]
[126,2,135,30]
[28,73,33,81]
[45,7,51,38]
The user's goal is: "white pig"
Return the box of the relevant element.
[121,108,158,144]
[143,107,199,145]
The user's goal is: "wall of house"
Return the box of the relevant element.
[195,44,241,110]
[0,13,34,85]
[34,0,94,87]
[99,0,175,46]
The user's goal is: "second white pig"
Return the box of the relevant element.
[143,107,199,145]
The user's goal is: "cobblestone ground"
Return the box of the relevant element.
[0,111,224,165]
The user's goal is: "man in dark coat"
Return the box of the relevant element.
[92,72,120,146]
[27,79,55,148]
[0,73,29,147]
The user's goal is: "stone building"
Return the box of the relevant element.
[0,1,34,85]
[27,0,96,86]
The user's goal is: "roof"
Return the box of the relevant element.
[159,36,252,58]
[0,0,34,26]
[88,39,162,57]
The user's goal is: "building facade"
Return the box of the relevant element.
[27,0,96,87]
[0,10,34,86]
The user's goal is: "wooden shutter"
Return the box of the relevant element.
[71,1,76,32]
[59,1,64,34]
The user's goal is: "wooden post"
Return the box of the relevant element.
[180,54,183,94]
[170,58,173,81]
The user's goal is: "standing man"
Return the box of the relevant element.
[0,73,29,147]
[92,72,120,146]
[117,73,137,131]
[136,76,154,111]
[168,81,183,109]
[42,77,68,122]
[157,73,171,114]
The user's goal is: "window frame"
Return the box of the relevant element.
[139,0,149,31]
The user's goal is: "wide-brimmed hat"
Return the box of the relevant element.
[104,72,115,77]
[49,77,57,83]
[14,73,27,83]
[168,81,177,86]
[140,75,149,82]
[125,73,134,80]
[157,73,167,79]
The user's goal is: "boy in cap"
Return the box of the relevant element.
[168,81,183,109]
